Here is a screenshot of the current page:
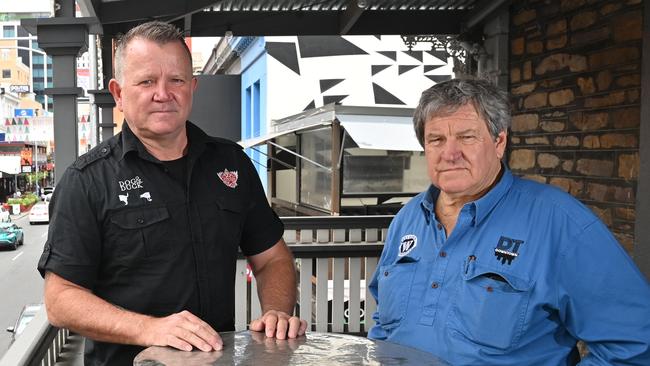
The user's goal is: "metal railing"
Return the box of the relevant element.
[0,306,68,366]
[0,215,392,365]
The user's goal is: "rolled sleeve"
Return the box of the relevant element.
[37,167,102,290]
[238,153,284,256]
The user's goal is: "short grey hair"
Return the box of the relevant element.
[413,78,511,147]
[113,21,192,82]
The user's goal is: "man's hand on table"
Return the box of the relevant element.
[249,310,307,339]
[142,310,223,352]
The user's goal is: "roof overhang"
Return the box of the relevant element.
[238,104,421,152]
[78,0,492,37]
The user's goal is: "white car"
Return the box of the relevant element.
[29,203,49,225]
[40,186,54,201]
[0,206,10,223]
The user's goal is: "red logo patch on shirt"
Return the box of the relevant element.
[217,169,238,188]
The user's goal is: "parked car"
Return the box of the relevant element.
[40,186,54,201]
[0,222,24,250]
[6,303,43,343]
[29,203,49,225]
[0,206,10,223]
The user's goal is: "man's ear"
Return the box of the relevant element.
[191,76,198,92]
[495,130,508,160]
[108,78,124,111]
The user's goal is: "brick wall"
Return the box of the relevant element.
[508,0,642,252]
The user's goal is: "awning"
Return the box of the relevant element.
[337,114,422,151]
[238,130,291,149]
[0,156,21,175]
[238,123,331,149]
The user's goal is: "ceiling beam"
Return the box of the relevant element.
[96,0,221,25]
[189,10,468,37]
[339,0,365,35]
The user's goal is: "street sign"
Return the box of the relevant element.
[14,109,34,117]
[9,85,29,93]
[21,165,32,173]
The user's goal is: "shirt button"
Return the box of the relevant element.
[439,251,447,258]
[436,223,442,230]
[486,286,494,293]
[101,147,107,154]
[431,282,439,289]
[137,218,145,224]
[384,271,389,277]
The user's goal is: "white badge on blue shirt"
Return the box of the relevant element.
[398,234,417,257]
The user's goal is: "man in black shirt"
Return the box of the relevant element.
[37,21,306,365]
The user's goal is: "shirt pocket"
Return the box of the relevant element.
[199,196,245,260]
[377,258,419,329]
[448,260,532,351]
[107,206,172,263]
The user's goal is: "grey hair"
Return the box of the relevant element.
[113,21,192,82]
[413,78,511,147]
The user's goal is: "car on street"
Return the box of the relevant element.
[40,186,54,201]
[29,203,49,225]
[6,303,43,343]
[0,206,10,223]
[0,222,24,250]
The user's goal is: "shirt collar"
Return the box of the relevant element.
[419,164,514,226]
[119,120,212,161]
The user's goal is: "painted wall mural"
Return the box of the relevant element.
[263,35,455,120]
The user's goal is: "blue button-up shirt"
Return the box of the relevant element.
[368,168,650,365]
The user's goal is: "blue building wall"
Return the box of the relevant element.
[240,37,268,191]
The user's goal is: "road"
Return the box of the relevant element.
[0,214,48,357]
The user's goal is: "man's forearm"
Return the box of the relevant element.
[254,256,297,314]
[45,272,151,346]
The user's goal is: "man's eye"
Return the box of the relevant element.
[171,78,185,84]
[459,135,477,143]
[427,138,443,146]
[139,80,153,86]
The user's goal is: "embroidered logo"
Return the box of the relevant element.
[118,193,129,206]
[217,169,238,189]
[398,234,417,257]
[118,176,144,192]
[140,192,152,202]
[494,236,525,265]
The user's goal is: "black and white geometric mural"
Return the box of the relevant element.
[263,35,454,118]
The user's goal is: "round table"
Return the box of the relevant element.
[133,331,449,365]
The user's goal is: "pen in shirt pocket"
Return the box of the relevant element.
[464,255,476,274]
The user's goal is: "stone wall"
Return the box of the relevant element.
[508,0,642,252]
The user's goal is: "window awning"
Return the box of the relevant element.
[337,114,422,152]
[237,123,330,149]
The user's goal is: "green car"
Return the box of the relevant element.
[0,222,24,250]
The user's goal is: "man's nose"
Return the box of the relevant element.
[152,82,173,101]
[440,139,462,161]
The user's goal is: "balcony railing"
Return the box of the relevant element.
[0,215,392,366]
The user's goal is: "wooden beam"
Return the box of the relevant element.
[188,10,467,36]
[339,0,365,35]
[635,0,650,280]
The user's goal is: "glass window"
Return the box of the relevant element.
[273,134,297,203]
[3,26,15,38]
[33,54,44,64]
[2,69,11,79]
[299,128,332,210]
[342,148,428,194]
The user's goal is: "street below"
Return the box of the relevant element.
[0,214,48,357]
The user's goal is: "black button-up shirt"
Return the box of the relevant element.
[38,122,283,365]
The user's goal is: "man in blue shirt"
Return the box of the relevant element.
[368,78,650,365]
